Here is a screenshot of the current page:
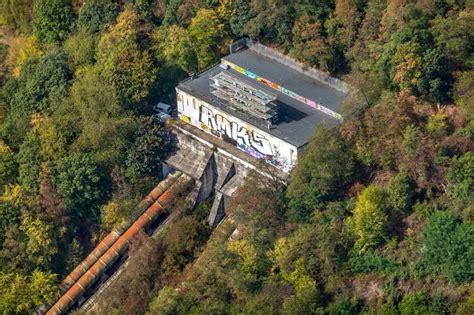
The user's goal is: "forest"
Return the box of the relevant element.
[0,0,472,314]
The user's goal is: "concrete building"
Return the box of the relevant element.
[176,39,348,173]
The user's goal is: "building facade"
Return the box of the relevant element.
[176,89,298,173]
[175,40,347,173]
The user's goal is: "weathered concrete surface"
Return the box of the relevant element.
[215,158,236,190]
[166,145,214,180]
[208,192,225,228]
[169,120,288,181]
[166,121,282,227]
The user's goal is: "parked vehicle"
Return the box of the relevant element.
[153,102,173,123]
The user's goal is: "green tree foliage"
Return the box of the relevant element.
[418,48,451,102]
[0,141,17,186]
[161,215,209,277]
[0,200,19,247]
[154,25,197,74]
[1,51,70,144]
[375,4,455,102]
[77,0,118,34]
[291,14,331,70]
[103,43,156,105]
[446,152,474,200]
[16,130,41,195]
[97,7,157,105]
[386,172,415,213]
[281,258,321,314]
[455,296,474,315]
[125,116,172,181]
[63,30,97,69]
[229,0,254,37]
[12,50,70,112]
[188,8,226,69]
[54,153,105,216]
[0,270,59,313]
[347,185,388,253]
[326,295,359,315]
[227,239,269,291]
[419,211,474,284]
[246,0,294,48]
[431,10,474,69]
[149,286,181,314]
[65,67,134,165]
[0,223,29,273]
[36,115,65,162]
[0,43,7,66]
[20,214,58,267]
[100,201,127,231]
[399,292,431,315]
[33,0,74,44]
[287,126,353,222]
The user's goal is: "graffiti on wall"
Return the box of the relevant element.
[196,105,292,172]
[199,105,273,155]
[222,59,343,121]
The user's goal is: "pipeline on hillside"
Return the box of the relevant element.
[45,172,191,315]
[58,171,182,293]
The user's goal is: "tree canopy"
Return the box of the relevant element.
[0,0,472,313]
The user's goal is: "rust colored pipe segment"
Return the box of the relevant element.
[137,171,182,210]
[46,175,190,315]
[62,231,120,289]
[57,173,182,292]
[134,215,151,230]
[147,202,166,218]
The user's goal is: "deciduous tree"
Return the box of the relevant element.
[33,0,74,43]
[420,211,473,283]
[0,141,17,186]
[188,8,226,69]
[77,0,118,34]
[155,25,197,74]
[125,116,172,181]
[20,214,58,267]
[17,130,41,195]
[347,185,388,253]
[54,153,105,217]
[0,270,59,313]
[287,126,354,222]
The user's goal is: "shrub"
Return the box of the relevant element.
[349,251,395,274]
[447,152,474,200]
[399,292,430,315]
[419,211,474,284]
[386,172,415,213]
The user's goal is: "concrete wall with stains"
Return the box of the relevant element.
[176,89,297,172]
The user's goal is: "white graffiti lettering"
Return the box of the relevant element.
[199,105,273,156]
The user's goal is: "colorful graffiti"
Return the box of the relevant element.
[196,104,292,172]
[222,59,343,121]
[199,105,274,156]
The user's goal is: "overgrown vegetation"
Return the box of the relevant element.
[0,0,472,313]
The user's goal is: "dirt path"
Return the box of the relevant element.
[0,27,15,46]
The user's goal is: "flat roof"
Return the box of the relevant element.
[177,48,347,148]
